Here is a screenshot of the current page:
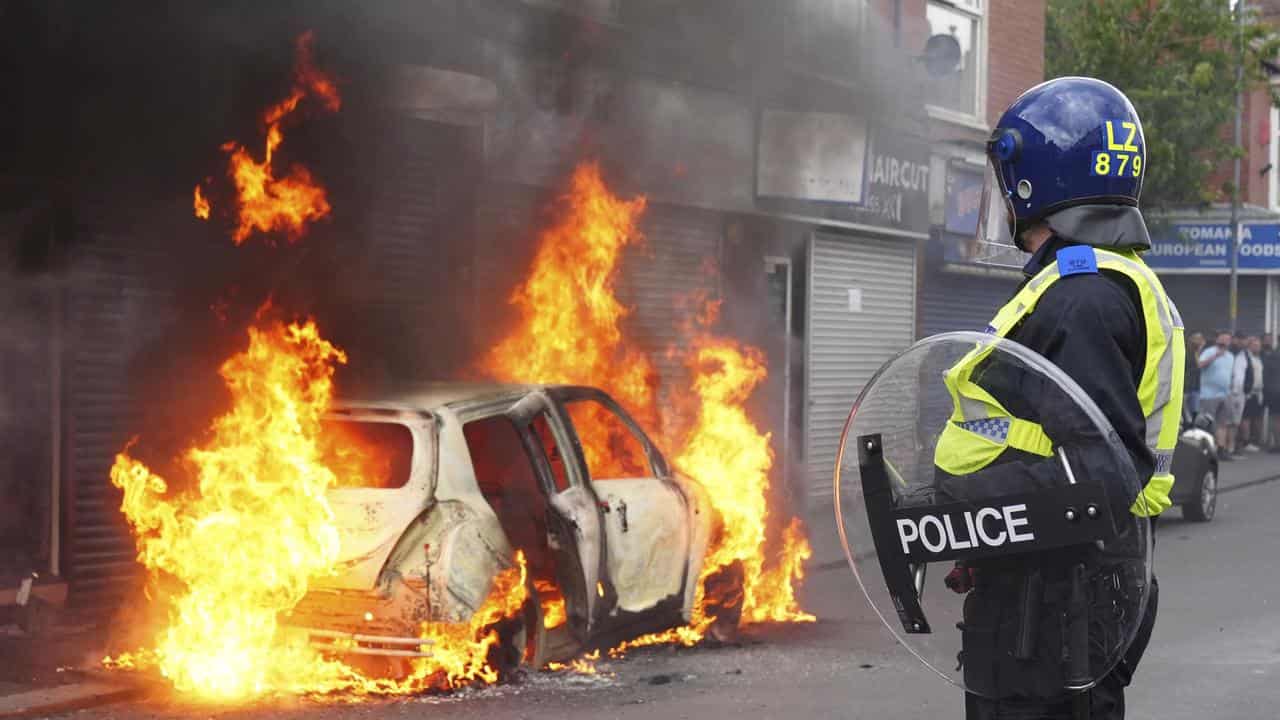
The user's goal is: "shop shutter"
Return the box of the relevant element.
[345,118,478,380]
[63,236,175,612]
[1160,274,1268,337]
[805,231,916,498]
[919,268,1020,336]
[619,203,722,419]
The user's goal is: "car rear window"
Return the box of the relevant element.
[320,420,414,489]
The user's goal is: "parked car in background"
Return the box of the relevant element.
[286,383,718,672]
[1169,412,1219,522]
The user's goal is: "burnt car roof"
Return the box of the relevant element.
[335,381,554,413]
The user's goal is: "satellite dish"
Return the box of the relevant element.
[923,33,963,78]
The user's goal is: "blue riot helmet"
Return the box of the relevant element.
[975,77,1152,254]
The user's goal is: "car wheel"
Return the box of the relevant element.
[1182,466,1218,522]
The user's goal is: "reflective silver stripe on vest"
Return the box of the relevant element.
[1154,450,1174,476]
[1100,251,1180,450]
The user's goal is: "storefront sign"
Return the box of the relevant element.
[1146,223,1280,272]
[755,121,931,236]
[757,109,869,204]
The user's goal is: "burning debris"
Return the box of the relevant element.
[197,31,340,245]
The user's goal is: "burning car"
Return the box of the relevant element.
[286,382,717,672]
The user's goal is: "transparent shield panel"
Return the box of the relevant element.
[970,165,1028,270]
[835,332,1152,698]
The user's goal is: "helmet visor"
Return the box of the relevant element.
[970,163,1027,269]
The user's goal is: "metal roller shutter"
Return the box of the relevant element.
[64,237,175,611]
[347,118,478,379]
[919,268,1020,336]
[620,203,722,416]
[1159,274,1268,337]
[805,232,916,498]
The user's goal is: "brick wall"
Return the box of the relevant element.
[987,0,1046,127]
[1202,0,1280,208]
[1244,86,1273,208]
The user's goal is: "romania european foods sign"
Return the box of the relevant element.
[1146,223,1280,272]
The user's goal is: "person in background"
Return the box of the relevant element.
[1199,330,1236,461]
[1240,335,1265,452]
[1264,334,1280,451]
[1185,332,1205,417]
[1227,332,1249,455]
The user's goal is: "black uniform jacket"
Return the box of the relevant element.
[935,235,1152,520]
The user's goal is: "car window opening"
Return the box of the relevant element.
[462,415,566,624]
[319,419,414,489]
[564,399,650,481]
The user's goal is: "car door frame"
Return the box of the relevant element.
[506,392,613,642]
[547,386,672,479]
[545,386,694,629]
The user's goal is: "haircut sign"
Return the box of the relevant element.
[1146,222,1280,272]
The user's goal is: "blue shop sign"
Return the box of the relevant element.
[1145,222,1280,272]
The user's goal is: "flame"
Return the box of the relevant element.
[193,185,211,220]
[106,313,532,699]
[671,337,814,630]
[482,162,813,653]
[535,579,567,630]
[398,551,529,690]
[482,162,658,476]
[105,315,355,698]
[213,31,339,245]
[547,650,601,675]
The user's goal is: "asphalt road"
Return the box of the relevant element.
[58,464,1280,720]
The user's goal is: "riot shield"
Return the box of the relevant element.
[835,331,1152,699]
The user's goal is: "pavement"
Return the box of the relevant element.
[12,451,1280,719]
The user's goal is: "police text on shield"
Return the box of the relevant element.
[896,504,1036,555]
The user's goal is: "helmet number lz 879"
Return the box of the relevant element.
[1092,120,1143,178]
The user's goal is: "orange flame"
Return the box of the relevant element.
[106,316,354,698]
[106,313,531,699]
[193,185,211,220]
[483,162,813,654]
[215,31,339,245]
[482,162,658,475]
[546,650,601,675]
[535,579,567,630]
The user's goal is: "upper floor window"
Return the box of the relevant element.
[925,0,984,122]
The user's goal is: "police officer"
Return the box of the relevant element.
[934,77,1184,719]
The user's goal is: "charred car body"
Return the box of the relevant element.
[286,383,715,669]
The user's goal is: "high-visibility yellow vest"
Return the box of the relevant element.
[934,246,1185,517]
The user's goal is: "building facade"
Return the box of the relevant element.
[914,0,1047,337]
[1147,0,1280,337]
